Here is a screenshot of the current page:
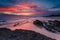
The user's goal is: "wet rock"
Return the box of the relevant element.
[33,20,43,27]
[33,19,60,34]
[13,23,19,27]
[43,20,60,34]
[0,28,55,40]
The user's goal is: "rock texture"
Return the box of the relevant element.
[33,20,43,27]
[33,20,60,34]
[43,20,60,34]
[0,28,55,40]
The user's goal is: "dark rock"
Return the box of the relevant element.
[13,23,19,27]
[33,20,43,27]
[0,28,55,40]
[48,20,60,27]
[0,28,11,32]
[43,20,60,34]
[33,19,60,34]
[53,20,60,26]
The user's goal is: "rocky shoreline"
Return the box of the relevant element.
[0,28,56,40]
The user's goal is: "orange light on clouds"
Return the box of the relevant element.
[19,12,34,15]
[12,3,37,15]
[0,3,42,15]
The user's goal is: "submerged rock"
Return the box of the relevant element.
[0,28,55,40]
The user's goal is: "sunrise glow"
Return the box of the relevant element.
[0,3,39,15]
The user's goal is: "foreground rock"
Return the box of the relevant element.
[0,28,55,40]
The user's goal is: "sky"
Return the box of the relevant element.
[0,0,60,16]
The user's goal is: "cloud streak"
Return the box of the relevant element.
[0,0,60,16]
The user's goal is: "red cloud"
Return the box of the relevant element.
[0,3,48,15]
